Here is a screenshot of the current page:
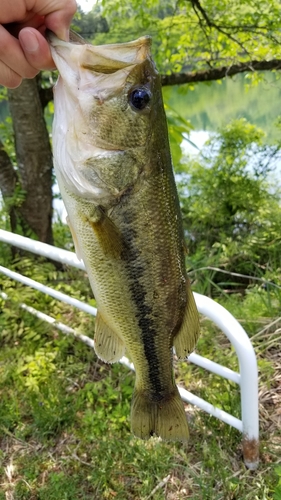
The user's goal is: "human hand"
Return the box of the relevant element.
[0,0,77,88]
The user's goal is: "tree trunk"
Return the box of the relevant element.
[8,77,53,244]
[0,139,18,232]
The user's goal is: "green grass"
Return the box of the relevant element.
[0,265,280,499]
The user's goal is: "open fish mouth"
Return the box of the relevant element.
[47,30,152,98]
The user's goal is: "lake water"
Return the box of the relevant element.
[162,73,281,184]
[163,73,281,143]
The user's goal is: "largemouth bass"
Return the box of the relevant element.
[48,32,200,441]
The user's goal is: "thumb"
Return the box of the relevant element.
[19,28,55,70]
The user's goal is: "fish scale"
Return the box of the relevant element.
[48,31,200,441]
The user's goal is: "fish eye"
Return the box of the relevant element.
[129,87,151,111]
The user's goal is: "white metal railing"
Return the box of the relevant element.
[0,229,259,469]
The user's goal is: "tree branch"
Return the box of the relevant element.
[190,0,212,27]
[189,0,250,55]
[161,59,281,86]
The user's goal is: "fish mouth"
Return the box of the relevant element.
[47,30,152,75]
[47,30,153,106]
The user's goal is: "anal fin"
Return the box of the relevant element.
[173,280,200,359]
[94,311,125,363]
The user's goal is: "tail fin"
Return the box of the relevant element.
[131,386,189,442]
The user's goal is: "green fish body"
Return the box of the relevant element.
[49,32,200,441]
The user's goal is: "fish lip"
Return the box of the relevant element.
[46,29,60,45]
[46,29,86,46]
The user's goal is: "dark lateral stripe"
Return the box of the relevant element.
[121,210,164,398]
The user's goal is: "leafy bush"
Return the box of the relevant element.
[177,118,281,291]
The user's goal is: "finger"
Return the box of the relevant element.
[3,14,45,37]
[41,1,77,40]
[0,25,39,79]
[0,2,27,24]
[19,28,55,71]
[0,60,22,88]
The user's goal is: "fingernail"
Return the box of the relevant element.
[21,30,39,53]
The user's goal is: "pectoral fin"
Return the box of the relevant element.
[94,311,125,363]
[87,206,124,260]
[173,281,200,359]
